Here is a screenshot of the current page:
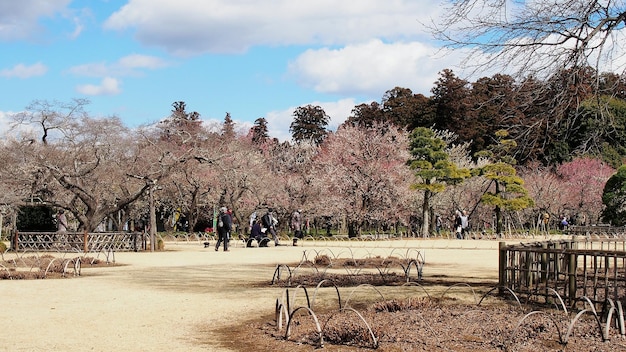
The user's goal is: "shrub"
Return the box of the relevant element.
[314,254,331,266]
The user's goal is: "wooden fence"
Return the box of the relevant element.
[499,236,626,308]
[11,231,147,252]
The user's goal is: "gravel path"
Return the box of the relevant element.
[3,239,506,351]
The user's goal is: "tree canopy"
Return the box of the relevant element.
[290,105,330,146]
[602,165,626,226]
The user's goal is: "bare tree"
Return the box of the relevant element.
[11,99,89,145]
[13,115,153,232]
[211,134,277,233]
[433,1,626,79]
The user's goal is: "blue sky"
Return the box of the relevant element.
[0,0,470,141]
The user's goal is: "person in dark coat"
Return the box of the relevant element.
[215,206,232,251]
[261,208,280,246]
[248,218,266,247]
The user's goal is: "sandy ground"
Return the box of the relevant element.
[2,237,522,351]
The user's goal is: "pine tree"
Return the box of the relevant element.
[476,130,534,234]
[222,112,235,139]
[408,127,471,237]
[251,117,269,145]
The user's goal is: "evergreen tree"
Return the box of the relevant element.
[408,127,471,237]
[222,112,235,139]
[345,102,384,129]
[476,130,534,234]
[251,117,269,145]
[602,165,626,226]
[161,101,201,144]
[290,105,329,146]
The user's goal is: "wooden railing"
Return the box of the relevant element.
[11,231,147,252]
[499,236,626,308]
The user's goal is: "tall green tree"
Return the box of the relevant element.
[570,95,626,168]
[290,105,329,146]
[430,70,471,140]
[250,117,269,145]
[466,74,518,155]
[222,112,235,139]
[345,101,385,129]
[476,130,534,234]
[602,165,626,226]
[381,87,421,130]
[408,127,470,237]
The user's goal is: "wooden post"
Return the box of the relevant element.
[541,242,548,283]
[12,230,18,251]
[498,241,506,294]
[568,252,577,306]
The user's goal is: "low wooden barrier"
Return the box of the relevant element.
[499,236,626,308]
[11,231,147,252]
[566,225,626,235]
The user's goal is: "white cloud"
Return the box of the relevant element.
[68,54,170,78]
[104,0,444,56]
[118,54,169,69]
[76,77,122,96]
[0,62,48,78]
[0,110,39,140]
[68,14,85,40]
[0,111,10,137]
[0,0,71,40]
[288,39,460,97]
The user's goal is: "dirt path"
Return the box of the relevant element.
[2,238,514,351]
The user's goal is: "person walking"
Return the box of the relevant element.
[460,210,469,239]
[291,209,303,246]
[435,214,442,236]
[215,207,232,252]
[454,210,463,239]
[261,208,280,246]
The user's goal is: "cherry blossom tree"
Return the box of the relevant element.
[263,140,320,233]
[518,162,567,231]
[309,124,414,237]
[22,116,154,232]
[210,134,278,234]
[557,157,615,224]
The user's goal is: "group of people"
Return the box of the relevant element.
[247,209,280,247]
[434,210,471,238]
[214,207,305,251]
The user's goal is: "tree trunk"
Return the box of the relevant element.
[149,185,157,252]
[187,188,199,233]
[421,190,431,238]
[495,181,503,234]
[348,221,358,238]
